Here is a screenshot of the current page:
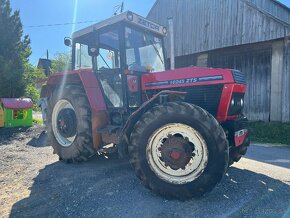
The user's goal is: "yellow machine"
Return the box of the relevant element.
[0,104,4,127]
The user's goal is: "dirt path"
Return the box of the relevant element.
[0,126,290,218]
[0,126,56,217]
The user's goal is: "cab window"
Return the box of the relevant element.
[95,29,120,70]
[75,43,93,70]
[125,27,165,73]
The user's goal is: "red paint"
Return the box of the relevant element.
[46,69,106,112]
[141,67,234,90]
[0,98,33,110]
[235,131,248,147]
[127,75,139,92]
[171,151,181,160]
[216,84,246,122]
[78,70,107,112]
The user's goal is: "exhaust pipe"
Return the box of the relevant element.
[168,17,175,70]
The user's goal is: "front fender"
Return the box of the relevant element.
[118,90,186,158]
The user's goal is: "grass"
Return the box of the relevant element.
[250,121,290,145]
[33,117,43,125]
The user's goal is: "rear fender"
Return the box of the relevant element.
[41,70,107,149]
[41,70,106,112]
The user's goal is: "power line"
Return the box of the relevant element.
[25,19,101,28]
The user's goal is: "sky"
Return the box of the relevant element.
[10,0,155,65]
[10,0,290,66]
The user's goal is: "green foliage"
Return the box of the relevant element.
[23,65,46,110]
[0,0,31,97]
[250,121,290,145]
[51,52,72,73]
[33,117,43,124]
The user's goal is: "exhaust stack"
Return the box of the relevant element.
[168,17,175,70]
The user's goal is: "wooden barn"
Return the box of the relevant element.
[147,0,290,122]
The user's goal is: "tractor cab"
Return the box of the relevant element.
[69,11,167,114]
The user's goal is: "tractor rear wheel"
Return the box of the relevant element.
[47,85,95,162]
[129,102,229,199]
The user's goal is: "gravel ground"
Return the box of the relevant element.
[0,126,289,218]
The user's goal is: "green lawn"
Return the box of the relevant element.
[250,121,290,145]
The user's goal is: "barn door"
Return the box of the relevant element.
[208,48,272,121]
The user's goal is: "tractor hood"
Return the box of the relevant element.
[141,67,246,90]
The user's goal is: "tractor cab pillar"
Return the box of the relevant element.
[70,12,167,125]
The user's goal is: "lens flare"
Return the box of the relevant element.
[58,0,78,100]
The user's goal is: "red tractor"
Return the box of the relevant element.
[41,11,250,199]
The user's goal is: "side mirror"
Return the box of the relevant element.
[64,37,72,47]
[88,45,99,57]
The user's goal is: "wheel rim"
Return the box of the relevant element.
[52,99,77,147]
[146,123,208,184]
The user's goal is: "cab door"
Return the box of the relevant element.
[94,28,125,110]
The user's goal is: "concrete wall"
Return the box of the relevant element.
[281,38,290,122]
[270,41,284,121]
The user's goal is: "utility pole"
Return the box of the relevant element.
[120,2,124,13]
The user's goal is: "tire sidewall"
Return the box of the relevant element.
[47,87,91,160]
[131,105,228,196]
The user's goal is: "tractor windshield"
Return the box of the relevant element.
[125,26,165,73]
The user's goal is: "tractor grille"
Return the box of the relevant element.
[232,70,246,84]
[183,84,223,116]
[145,84,224,117]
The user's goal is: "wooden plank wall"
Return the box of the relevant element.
[147,0,289,58]
[208,46,272,121]
[172,42,272,122]
[250,0,290,23]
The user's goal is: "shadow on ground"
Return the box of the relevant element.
[26,131,48,147]
[9,155,290,218]
[0,125,48,147]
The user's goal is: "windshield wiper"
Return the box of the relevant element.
[149,38,164,65]
[99,53,111,69]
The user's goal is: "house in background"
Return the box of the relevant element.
[37,58,51,77]
[147,0,290,122]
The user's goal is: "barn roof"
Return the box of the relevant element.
[147,0,290,57]
[0,98,33,110]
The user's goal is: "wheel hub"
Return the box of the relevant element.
[52,99,77,147]
[160,136,194,170]
[57,108,77,138]
[146,123,209,184]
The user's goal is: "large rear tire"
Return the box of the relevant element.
[47,85,95,162]
[129,102,229,199]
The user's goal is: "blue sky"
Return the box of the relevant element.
[10,0,155,65]
[10,0,290,65]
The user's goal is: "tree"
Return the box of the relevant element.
[0,0,31,97]
[23,64,46,110]
[51,52,72,73]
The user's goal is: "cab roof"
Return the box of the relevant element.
[73,11,167,39]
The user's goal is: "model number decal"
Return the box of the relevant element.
[145,75,223,87]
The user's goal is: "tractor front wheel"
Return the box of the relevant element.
[129,102,229,199]
[47,85,95,162]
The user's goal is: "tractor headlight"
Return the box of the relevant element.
[231,99,235,107]
[228,93,245,116]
